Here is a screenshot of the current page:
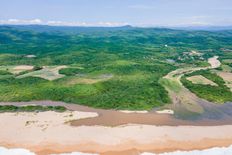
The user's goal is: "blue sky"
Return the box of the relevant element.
[0,0,232,27]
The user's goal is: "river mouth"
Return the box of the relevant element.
[1,100,232,127]
[1,57,232,126]
[159,56,232,120]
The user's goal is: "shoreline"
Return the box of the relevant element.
[1,100,232,127]
[1,125,232,155]
[1,111,232,155]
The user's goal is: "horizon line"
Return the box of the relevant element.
[1,23,232,28]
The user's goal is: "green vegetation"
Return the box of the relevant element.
[217,59,232,72]
[0,25,232,109]
[33,65,43,71]
[0,105,66,112]
[59,68,84,76]
[159,78,182,93]
[0,70,12,75]
[181,70,232,103]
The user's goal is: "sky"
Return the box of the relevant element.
[0,0,232,27]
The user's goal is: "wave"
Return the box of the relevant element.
[141,145,232,155]
[0,147,98,155]
[0,147,36,155]
[1,145,232,155]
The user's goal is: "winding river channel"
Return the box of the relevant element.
[1,56,232,126]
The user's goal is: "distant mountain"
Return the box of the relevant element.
[0,24,134,34]
[1,25,232,35]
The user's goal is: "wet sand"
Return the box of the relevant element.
[1,100,232,127]
[1,112,232,155]
[5,138,232,155]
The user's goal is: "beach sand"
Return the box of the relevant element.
[1,111,232,155]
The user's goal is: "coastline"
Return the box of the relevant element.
[2,143,232,155]
[1,126,232,155]
[1,111,232,155]
[1,100,232,127]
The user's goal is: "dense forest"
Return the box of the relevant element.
[0,25,232,110]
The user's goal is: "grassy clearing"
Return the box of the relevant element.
[186,75,218,86]
[218,65,232,72]
[159,78,182,93]
[60,74,113,85]
[17,66,67,81]
[0,65,34,74]
[223,59,232,64]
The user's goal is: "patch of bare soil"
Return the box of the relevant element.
[208,56,221,68]
[187,75,218,86]
[12,65,34,74]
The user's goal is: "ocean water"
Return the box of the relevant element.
[0,147,97,155]
[141,145,232,155]
[1,145,232,155]
[0,147,36,155]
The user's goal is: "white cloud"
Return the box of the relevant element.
[46,21,129,27]
[1,16,231,27]
[0,19,129,27]
[0,19,42,25]
[47,21,87,26]
[95,22,129,27]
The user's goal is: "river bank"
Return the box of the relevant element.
[1,110,232,155]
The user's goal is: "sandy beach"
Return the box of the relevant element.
[1,110,232,155]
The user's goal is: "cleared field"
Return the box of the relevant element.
[189,50,203,56]
[216,71,232,91]
[223,59,232,64]
[220,65,232,72]
[186,75,218,86]
[62,74,113,85]
[208,56,221,68]
[17,65,67,81]
[0,65,34,74]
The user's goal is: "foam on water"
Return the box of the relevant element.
[0,147,36,155]
[141,144,232,155]
[1,145,232,155]
[0,147,98,155]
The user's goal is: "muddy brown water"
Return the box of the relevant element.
[1,100,232,127]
